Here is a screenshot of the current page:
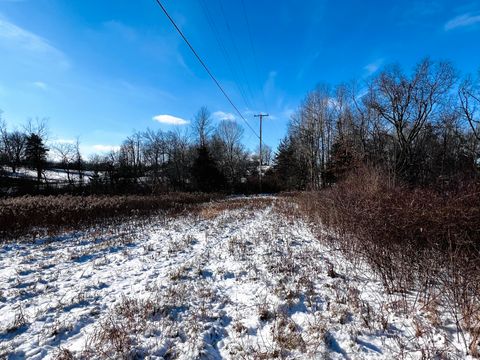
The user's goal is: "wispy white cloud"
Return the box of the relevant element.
[153,114,189,125]
[282,108,295,119]
[92,144,120,152]
[102,20,137,41]
[0,15,70,68]
[364,58,384,76]
[213,111,236,121]
[264,71,277,98]
[445,12,480,31]
[243,109,276,120]
[32,81,47,90]
[55,138,75,145]
[176,53,194,76]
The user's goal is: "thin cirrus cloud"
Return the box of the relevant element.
[364,58,384,76]
[213,111,236,121]
[92,144,121,152]
[56,138,75,145]
[32,81,47,90]
[0,14,70,68]
[444,12,480,31]
[102,20,137,42]
[152,114,189,125]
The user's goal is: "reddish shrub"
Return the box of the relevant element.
[0,192,221,240]
[291,166,480,352]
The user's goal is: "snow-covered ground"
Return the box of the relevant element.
[2,167,94,184]
[0,197,472,359]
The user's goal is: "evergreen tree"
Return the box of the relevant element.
[273,137,306,190]
[323,140,354,185]
[191,145,225,192]
[25,133,48,182]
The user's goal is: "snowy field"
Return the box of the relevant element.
[2,167,94,184]
[0,197,472,359]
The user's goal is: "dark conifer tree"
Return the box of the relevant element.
[191,145,225,192]
[25,133,48,182]
[273,137,306,190]
[323,140,355,185]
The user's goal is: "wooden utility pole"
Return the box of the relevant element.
[254,113,268,192]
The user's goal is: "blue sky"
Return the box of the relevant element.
[0,0,479,157]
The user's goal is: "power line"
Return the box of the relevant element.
[254,113,268,192]
[153,0,260,139]
[198,0,253,110]
[240,0,269,113]
[217,0,256,109]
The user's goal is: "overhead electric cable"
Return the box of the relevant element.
[153,0,260,139]
[198,0,253,110]
[240,0,269,113]
[217,0,256,108]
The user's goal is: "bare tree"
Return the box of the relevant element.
[53,143,76,184]
[290,85,336,189]
[10,132,27,173]
[119,131,144,182]
[262,144,272,166]
[367,59,456,179]
[0,123,26,173]
[88,153,104,185]
[24,117,49,140]
[255,144,272,166]
[165,128,191,189]
[215,120,246,186]
[192,106,212,147]
[142,128,167,188]
[459,73,480,141]
[105,150,120,185]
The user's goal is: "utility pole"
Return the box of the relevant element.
[254,113,268,192]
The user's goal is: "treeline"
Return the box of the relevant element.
[0,109,273,195]
[0,118,54,194]
[1,57,479,196]
[272,58,480,189]
[85,107,275,194]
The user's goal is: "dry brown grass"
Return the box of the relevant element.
[192,196,275,222]
[0,192,221,241]
[198,206,224,220]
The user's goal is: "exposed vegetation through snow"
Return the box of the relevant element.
[0,197,473,359]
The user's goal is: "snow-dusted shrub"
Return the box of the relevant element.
[291,166,480,356]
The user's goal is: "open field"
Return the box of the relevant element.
[0,196,474,359]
